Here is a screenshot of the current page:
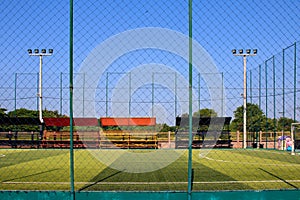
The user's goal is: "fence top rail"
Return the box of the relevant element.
[44,117,156,127]
[100,117,156,126]
[44,118,99,127]
[176,117,232,127]
[0,117,40,125]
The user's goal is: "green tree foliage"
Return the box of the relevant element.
[231,103,265,132]
[277,117,295,131]
[7,108,62,118]
[1,108,66,132]
[181,108,218,118]
[230,103,294,132]
[0,108,7,117]
[193,108,218,118]
[158,123,176,132]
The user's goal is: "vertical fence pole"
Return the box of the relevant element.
[14,73,17,114]
[293,42,297,122]
[106,72,109,117]
[69,0,75,199]
[273,56,276,148]
[188,0,193,199]
[282,48,285,127]
[259,65,261,109]
[221,72,224,116]
[250,70,252,104]
[129,72,131,117]
[258,65,261,148]
[265,60,268,148]
[175,72,177,118]
[249,70,253,142]
[83,72,85,117]
[60,72,63,115]
[198,73,200,111]
[152,72,154,117]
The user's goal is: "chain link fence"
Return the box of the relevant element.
[1,0,300,196]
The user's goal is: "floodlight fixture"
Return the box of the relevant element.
[27,48,53,126]
[231,48,257,149]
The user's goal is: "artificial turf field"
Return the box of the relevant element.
[0,148,300,192]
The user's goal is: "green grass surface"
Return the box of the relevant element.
[0,149,299,191]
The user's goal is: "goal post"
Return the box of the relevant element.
[291,123,300,155]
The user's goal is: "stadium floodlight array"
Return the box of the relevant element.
[232,48,257,149]
[232,48,257,56]
[28,48,53,56]
[27,48,54,141]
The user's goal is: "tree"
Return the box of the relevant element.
[231,103,265,132]
[4,108,67,132]
[181,108,218,118]
[0,108,7,117]
[193,108,218,118]
[7,108,62,118]
[158,123,176,132]
[277,117,295,131]
[7,108,37,118]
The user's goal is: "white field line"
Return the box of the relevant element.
[200,155,300,167]
[2,180,300,185]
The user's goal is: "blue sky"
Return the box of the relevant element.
[0,0,299,121]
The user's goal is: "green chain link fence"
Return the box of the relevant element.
[1,0,300,199]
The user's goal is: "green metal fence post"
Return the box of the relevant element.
[272,56,276,148]
[221,72,224,116]
[14,73,17,114]
[129,72,131,117]
[198,73,200,111]
[83,72,85,117]
[293,42,297,122]
[188,0,193,199]
[175,72,178,118]
[258,65,262,148]
[69,0,75,199]
[250,70,252,104]
[60,72,63,115]
[152,72,154,117]
[265,60,268,149]
[259,65,261,109]
[282,48,285,127]
[106,72,109,117]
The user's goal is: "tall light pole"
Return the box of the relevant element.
[28,49,53,123]
[28,49,53,142]
[232,49,257,149]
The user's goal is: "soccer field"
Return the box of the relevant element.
[0,149,300,191]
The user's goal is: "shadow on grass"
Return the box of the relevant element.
[0,150,68,169]
[78,156,251,191]
[191,159,253,191]
[1,168,61,182]
[259,168,298,189]
[259,168,299,189]
[233,149,300,165]
[79,168,122,191]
